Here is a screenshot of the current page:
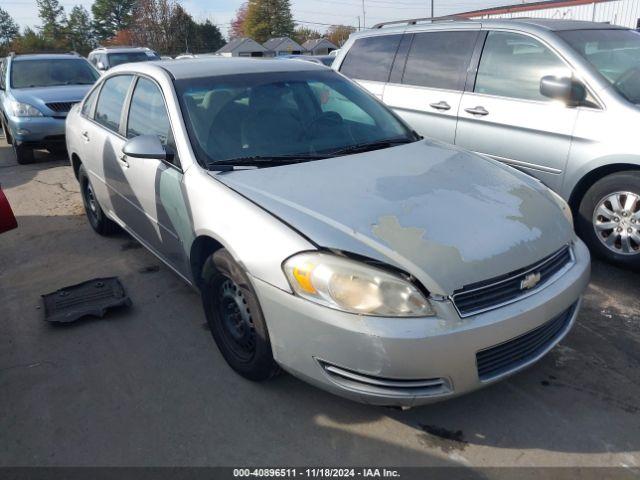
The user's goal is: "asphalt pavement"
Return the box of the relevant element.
[1,139,639,468]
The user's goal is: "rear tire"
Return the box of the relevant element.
[200,248,280,381]
[576,171,640,269]
[78,164,119,236]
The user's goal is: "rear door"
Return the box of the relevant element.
[455,30,579,190]
[82,74,134,221]
[338,34,402,100]
[383,29,480,144]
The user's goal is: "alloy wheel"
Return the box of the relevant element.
[592,191,640,255]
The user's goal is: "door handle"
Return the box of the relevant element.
[429,101,451,111]
[118,153,129,168]
[464,106,489,116]
[81,130,90,142]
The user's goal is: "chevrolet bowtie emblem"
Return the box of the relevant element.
[520,272,541,290]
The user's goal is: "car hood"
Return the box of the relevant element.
[10,85,92,113]
[214,140,573,295]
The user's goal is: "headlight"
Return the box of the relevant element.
[283,252,435,317]
[9,100,43,117]
[548,189,573,228]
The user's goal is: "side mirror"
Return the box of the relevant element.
[96,61,107,71]
[540,76,586,105]
[123,135,166,160]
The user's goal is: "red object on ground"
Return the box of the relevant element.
[0,187,17,234]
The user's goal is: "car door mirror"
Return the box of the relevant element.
[123,135,167,160]
[540,76,587,105]
[96,61,107,71]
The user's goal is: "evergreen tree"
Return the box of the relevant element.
[67,5,95,54]
[36,0,66,41]
[0,7,20,48]
[92,0,136,41]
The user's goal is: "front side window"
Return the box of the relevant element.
[126,77,171,144]
[475,31,571,101]
[94,75,133,132]
[10,59,99,89]
[176,70,416,168]
[340,35,401,83]
[559,28,640,104]
[402,31,478,90]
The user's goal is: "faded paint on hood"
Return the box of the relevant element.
[214,140,572,295]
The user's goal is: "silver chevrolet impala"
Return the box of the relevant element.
[65,58,590,406]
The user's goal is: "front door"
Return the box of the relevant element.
[455,31,579,191]
[119,76,191,277]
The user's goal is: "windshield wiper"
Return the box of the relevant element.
[209,154,329,170]
[324,137,416,157]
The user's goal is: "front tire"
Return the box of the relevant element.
[577,171,640,269]
[78,164,119,236]
[200,249,280,381]
[13,143,34,165]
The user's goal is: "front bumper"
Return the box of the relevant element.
[253,239,591,407]
[5,114,66,147]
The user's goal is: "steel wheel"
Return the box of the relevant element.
[218,278,256,362]
[592,191,640,256]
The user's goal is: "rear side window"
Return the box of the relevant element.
[94,75,133,132]
[340,35,401,82]
[475,31,571,101]
[402,31,478,90]
[126,77,171,144]
[81,87,99,118]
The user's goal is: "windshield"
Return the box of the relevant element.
[10,59,99,88]
[559,29,640,104]
[176,70,416,168]
[107,51,159,67]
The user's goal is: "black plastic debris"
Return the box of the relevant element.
[42,277,131,323]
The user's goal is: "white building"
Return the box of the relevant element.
[461,0,640,29]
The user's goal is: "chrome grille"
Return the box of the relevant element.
[476,302,576,381]
[452,245,573,317]
[46,102,76,113]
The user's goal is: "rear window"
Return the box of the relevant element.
[107,51,159,67]
[10,59,98,89]
[340,35,401,82]
[402,31,478,90]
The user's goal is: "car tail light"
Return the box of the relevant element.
[0,187,17,234]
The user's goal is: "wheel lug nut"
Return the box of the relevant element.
[623,212,628,217]
[617,227,623,232]
[628,228,633,233]
[614,217,620,222]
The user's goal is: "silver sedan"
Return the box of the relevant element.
[65,58,590,407]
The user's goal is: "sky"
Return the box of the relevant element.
[3,0,512,39]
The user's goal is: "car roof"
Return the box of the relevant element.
[92,47,153,54]
[118,57,327,80]
[11,53,86,61]
[356,17,628,38]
